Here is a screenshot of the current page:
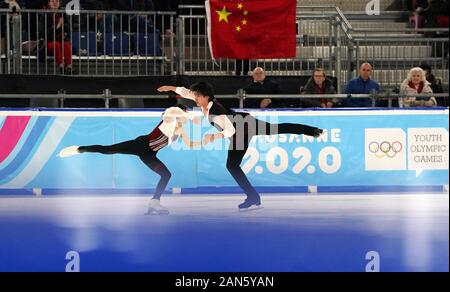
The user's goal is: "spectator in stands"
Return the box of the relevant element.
[407,0,430,15]
[300,68,337,108]
[244,67,281,108]
[407,0,430,28]
[399,67,437,107]
[419,64,443,93]
[343,63,380,107]
[40,0,73,73]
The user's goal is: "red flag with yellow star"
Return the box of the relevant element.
[205,0,297,59]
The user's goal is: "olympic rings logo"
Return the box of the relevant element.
[368,141,403,158]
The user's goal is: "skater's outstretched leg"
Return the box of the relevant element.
[78,136,147,156]
[276,123,322,137]
[59,136,148,158]
[257,119,322,138]
[58,145,81,157]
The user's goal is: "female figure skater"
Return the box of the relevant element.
[58,104,201,215]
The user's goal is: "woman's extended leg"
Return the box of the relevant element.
[78,136,148,156]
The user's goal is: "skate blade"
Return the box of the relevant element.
[239,205,263,212]
[145,209,170,216]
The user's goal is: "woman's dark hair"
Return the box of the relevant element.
[190,82,215,101]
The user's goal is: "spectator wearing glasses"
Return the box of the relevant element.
[300,68,337,108]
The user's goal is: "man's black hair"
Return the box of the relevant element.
[190,82,215,101]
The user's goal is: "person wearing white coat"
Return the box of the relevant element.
[399,67,437,108]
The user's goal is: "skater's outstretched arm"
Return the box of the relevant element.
[202,115,236,145]
[157,85,177,93]
[158,86,196,102]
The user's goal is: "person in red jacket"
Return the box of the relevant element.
[41,0,73,73]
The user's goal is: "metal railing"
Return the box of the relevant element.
[353,27,449,89]
[175,5,449,92]
[297,0,407,12]
[1,5,449,94]
[1,92,446,109]
[1,8,176,76]
[177,5,355,93]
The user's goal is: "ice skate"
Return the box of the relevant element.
[58,146,80,158]
[145,199,170,215]
[238,196,263,212]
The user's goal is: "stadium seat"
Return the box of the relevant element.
[103,33,131,56]
[72,32,98,56]
[133,33,162,56]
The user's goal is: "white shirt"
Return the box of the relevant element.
[158,106,194,144]
[175,87,236,138]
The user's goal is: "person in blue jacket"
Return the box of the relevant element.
[343,63,380,107]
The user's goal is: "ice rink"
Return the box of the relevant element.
[0,193,448,272]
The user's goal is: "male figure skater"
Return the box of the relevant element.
[158,83,323,211]
[58,104,201,215]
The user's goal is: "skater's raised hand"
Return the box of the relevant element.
[157,86,176,93]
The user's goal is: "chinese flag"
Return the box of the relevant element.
[205,0,297,59]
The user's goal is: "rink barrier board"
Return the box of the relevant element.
[0,108,448,195]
